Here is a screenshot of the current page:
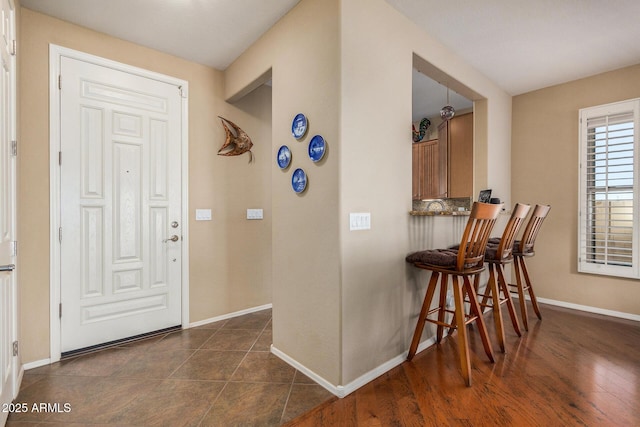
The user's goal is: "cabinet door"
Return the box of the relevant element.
[412,143,421,199]
[412,139,439,199]
[437,121,449,198]
[422,139,439,198]
[449,113,474,198]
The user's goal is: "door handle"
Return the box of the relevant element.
[163,235,179,243]
[0,264,15,272]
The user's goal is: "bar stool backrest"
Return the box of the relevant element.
[517,204,551,255]
[495,203,531,261]
[456,202,503,271]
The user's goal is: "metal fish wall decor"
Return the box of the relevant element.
[217,116,254,162]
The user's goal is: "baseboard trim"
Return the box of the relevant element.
[271,336,437,399]
[14,365,24,398]
[414,336,438,355]
[271,345,343,396]
[534,297,640,322]
[340,337,437,397]
[23,358,52,371]
[188,303,273,328]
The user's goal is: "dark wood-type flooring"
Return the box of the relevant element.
[287,303,640,427]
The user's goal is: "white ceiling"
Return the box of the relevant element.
[21,0,640,98]
[20,0,302,70]
[388,0,640,95]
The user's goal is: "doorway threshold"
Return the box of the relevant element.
[61,325,181,360]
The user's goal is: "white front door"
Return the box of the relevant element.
[0,0,16,421]
[59,56,183,353]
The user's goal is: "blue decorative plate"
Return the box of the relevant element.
[308,135,326,162]
[277,145,292,169]
[291,168,307,193]
[292,113,308,139]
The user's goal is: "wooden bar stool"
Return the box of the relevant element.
[477,203,530,352]
[509,204,551,331]
[406,202,502,386]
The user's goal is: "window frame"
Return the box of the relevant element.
[578,99,640,279]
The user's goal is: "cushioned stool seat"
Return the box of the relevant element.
[406,249,460,267]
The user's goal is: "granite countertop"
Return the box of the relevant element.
[409,210,471,216]
[409,198,510,216]
[410,197,472,216]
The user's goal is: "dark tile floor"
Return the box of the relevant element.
[7,308,335,426]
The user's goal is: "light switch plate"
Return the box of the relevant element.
[349,213,371,231]
[247,208,263,220]
[195,209,212,221]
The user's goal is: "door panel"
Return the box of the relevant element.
[0,0,16,420]
[60,57,182,353]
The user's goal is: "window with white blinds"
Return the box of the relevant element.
[579,99,640,278]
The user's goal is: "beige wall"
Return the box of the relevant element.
[225,0,342,384]
[339,0,512,384]
[225,0,512,387]
[18,8,272,363]
[17,0,639,394]
[512,64,640,316]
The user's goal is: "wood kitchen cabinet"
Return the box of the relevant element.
[412,112,473,200]
[446,112,473,198]
[412,139,439,200]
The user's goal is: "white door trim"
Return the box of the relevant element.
[49,45,189,362]
[1,0,20,413]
